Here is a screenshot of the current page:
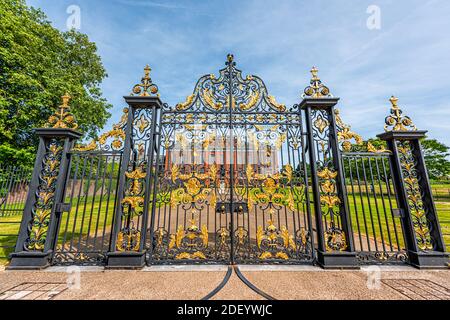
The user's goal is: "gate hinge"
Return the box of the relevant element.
[55,203,72,214]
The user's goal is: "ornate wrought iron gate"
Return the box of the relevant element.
[9,55,448,269]
[146,55,314,264]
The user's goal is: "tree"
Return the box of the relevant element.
[0,0,111,168]
[421,138,450,181]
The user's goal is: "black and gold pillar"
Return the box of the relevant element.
[9,95,81,269]
[107,66,163,268]
[300,68,357,268]
[378,96,447,268]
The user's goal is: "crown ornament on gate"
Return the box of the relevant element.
[46,94,78,129]
[384,96,417,132]
[131,65,159,97]
[302,66,332,98]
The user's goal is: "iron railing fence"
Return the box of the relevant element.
[52,151,122,265]
[342,153,408,264]
[0,166,32,259]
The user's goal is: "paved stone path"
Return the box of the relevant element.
[0,265,448,300]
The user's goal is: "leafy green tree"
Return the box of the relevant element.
[421,138,450,181]
[0,0,111,168]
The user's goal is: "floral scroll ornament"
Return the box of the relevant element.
[168,219,209,260]
[26,140,63,251]
[173,54,286,114]
[384,96,417,132]
[116,166,147,252]
[302,67,332,98]
[397,142,433,250]
[131,65,159,97]
[334,109,363,152]
[317,167,347,251]
[73,108,128,152]
[46,94,78,129]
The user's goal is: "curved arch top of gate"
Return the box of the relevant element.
[167,54,287,115]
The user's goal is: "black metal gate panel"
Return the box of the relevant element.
[342,152,408,264]
[147,55,314,264]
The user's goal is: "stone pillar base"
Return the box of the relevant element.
[316,251,359,269]
[7,251,52,270]
[106,251,146,269]
[407,251,449,269]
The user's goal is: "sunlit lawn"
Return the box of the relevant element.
[1,191,450,265]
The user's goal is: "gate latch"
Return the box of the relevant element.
[392,208,404,218]
[55,203,72,214]
[216,202,248,215]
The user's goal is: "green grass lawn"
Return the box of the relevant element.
[1,190,450,265]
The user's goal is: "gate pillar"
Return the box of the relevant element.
[9,95,81,269]
[300,67,357,268]
[107,66,162,268]
[378,96,447,268]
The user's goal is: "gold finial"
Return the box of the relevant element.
[46,93,78,129]
[310,66,319,80]
[226,53,235,66]
[302,66,332,98]
[131,65,159,97]
[384,96,417,132]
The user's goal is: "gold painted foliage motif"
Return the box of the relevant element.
[74,108,128,151]
[334,109,363,152]
[121,167,146,216]
[397,141,433,251]
[131,65,159,97]
[317,167,347,252]
[302,67,332,98]
[173,54,286,113]
[324,227,347,252]
[27,140,63,251]
[384,96,417,132]
[367,142,391,154]
[202,88,223,111]
[256,220,296,260]
[170,164,218,208]
[46,94,78,130]
[239,90,260,111]
[168,219,209,260]
[246,164,297,212]
[176,94,195,111]
[116,227,141,252]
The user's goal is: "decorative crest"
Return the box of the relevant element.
[173,54,286,113]
[46,94,78,129]
[131,65,159,97]
[302,66,332,98]
[384,96,417,132]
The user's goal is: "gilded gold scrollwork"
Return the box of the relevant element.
[168,219,209,260]
[302,67,332,98]
[317,167,347,251]
[384,96,417,132]
[256,220,296,260]
[74,108,128,152]
[26,139,63,251]
[397,141,433,250]
[46,94,78,130]
[131,65,159,97]
[334,109,363,152]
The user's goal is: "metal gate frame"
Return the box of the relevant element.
[8,56,448,269]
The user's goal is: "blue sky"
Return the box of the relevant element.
[27,0,450,145]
